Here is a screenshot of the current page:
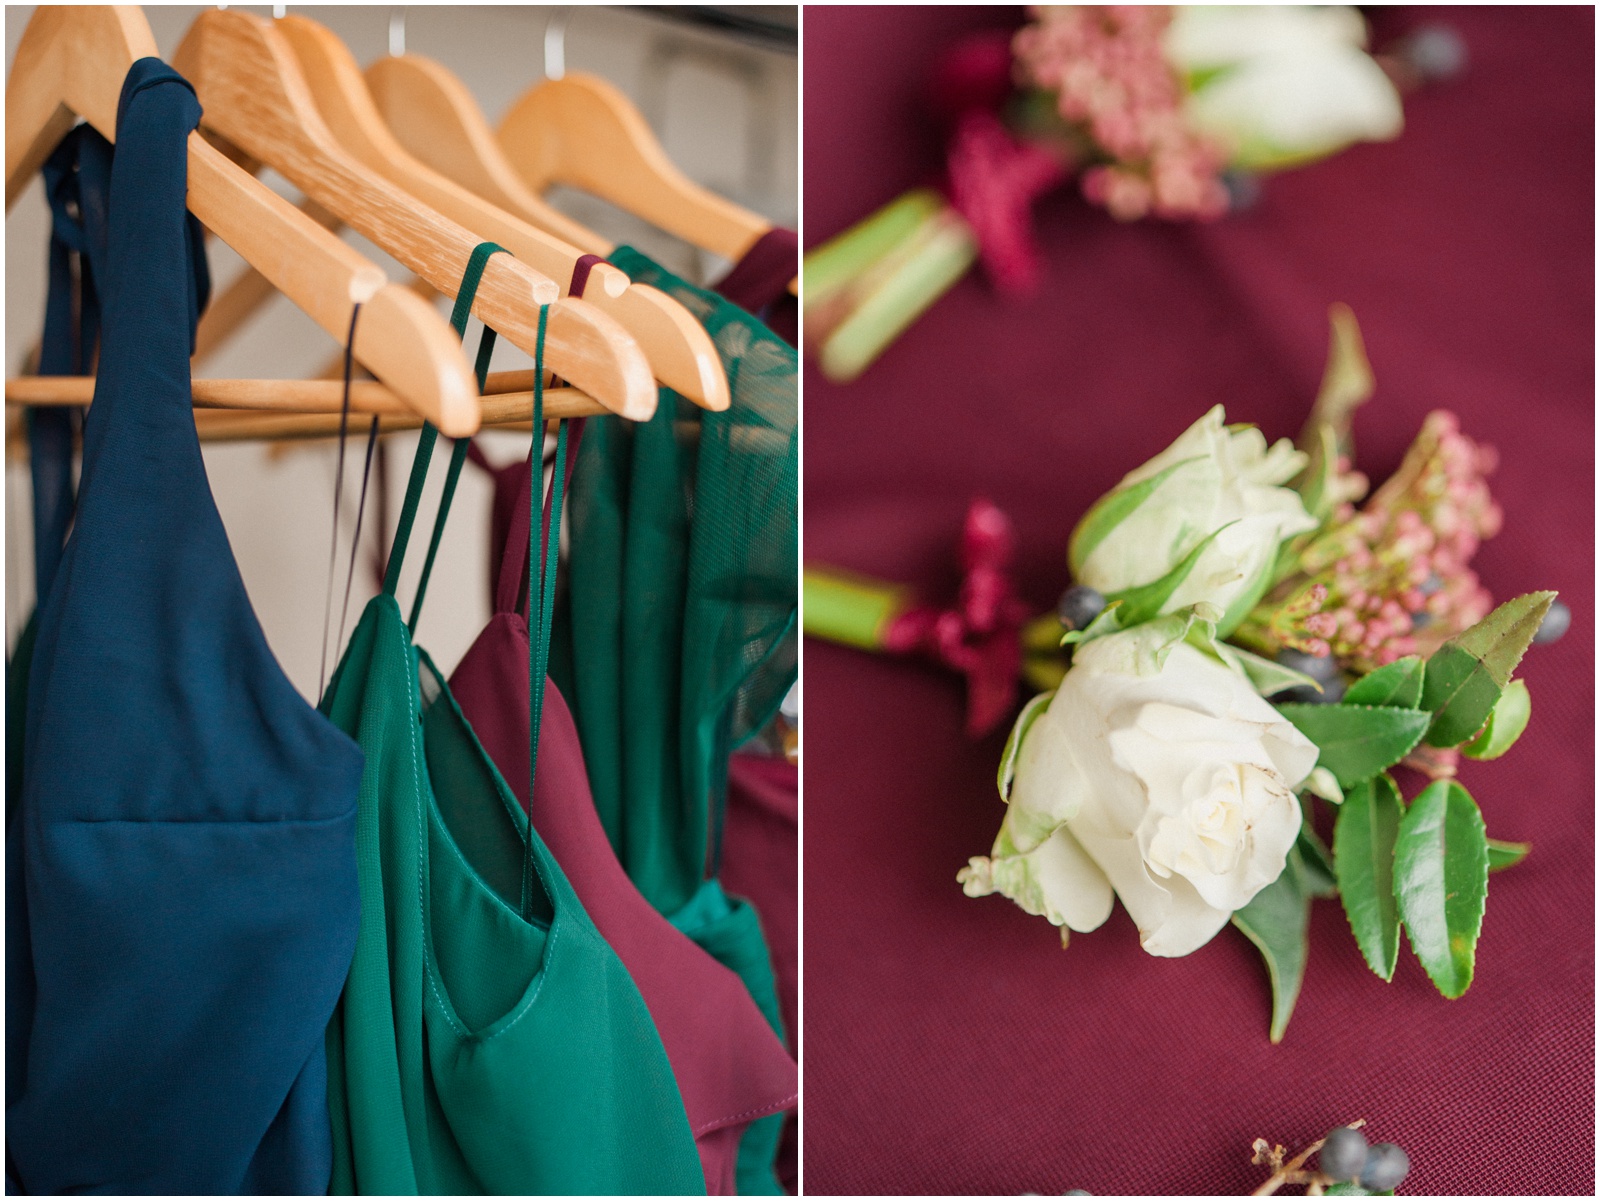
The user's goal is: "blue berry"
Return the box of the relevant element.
[1533,600,1570,645]
[1222,169,1261,212]
[1359,1142,1410,1192]
[1276,648,1338,682]
[1057,586,1106,631]
[1401,25,1467,81]
[1276,676,1345,706]
[1318,1126,1368,1182]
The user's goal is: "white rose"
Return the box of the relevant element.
[1166,6,1404,170]
[960,623,1319,957]
[1068,406,1317,635]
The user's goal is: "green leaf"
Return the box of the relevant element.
[1273,703,1432,789]
[1298,422,1343,523]
[1291,823,1338,898]
[1220,643,1321,698]
[1461,679,1532,761]
[1059,600,1124,646]
[1232,867,1311,1043]
[1067,456,1205,571]
[1323,1185,1373,1197]
[1103,521,1238,628]
[1420,592,1555,747]
[1393,780,1490,999]
[1334,775,1404,981]
[1343,656,1425,709]
[997,691,1054,801]
[1487,838,1530,872]
[1216,542,1290,638]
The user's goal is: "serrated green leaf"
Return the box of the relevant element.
[1344,656,1424,709]
[1334,774,1404,981]
[1067,456,1205,571]
[1323,1185,1372,1197]
[1421,592,1554,747]
[1103,521,1238,628]
[1292,823,1338,898]
[1461,678,1531,761]
[997,691,1054,801]
[1232,868,1311,1043]
[1487,838,1530,871]
[1394,780,1489,999]
[1417,643,1499,747]
[1273,703,1431,789]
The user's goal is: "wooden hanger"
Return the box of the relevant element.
[6,377,601,447]
[170,8,656,421]
[275,14,727,412]
[362,48,741,408]
[497,67,791,291]
[5,5,485,436]
[9,366,566,409]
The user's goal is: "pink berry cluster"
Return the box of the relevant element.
[1261,411,1503,674]
[1011,5,1230,221]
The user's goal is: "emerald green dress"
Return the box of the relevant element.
[552,246,797,1193]
[322,252,705,1195]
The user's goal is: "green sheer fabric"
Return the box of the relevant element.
[551,246,797,1195]
[554,246,798,914]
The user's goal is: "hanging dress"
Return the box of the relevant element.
[711,226,802,1191]
[7,121,115,1134]
[6,119,116,829]
[321,248,705,1196]
[7,60,363,1194]
[711,227,797,347]
[449,442,798,1194]
[549,245,798,1194]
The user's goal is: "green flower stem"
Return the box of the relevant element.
[803,188,949,304]
[814,206,978,383]
[803,566,912,651]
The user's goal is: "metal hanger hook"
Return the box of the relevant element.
[544,7,572,81]
[388,7,406,58]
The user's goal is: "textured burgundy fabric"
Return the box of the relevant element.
[712,226,798,346]
[803,6,1594,1196]
[722,752,800,1193]
[724,753,799,1057]
[449,448,798,1195]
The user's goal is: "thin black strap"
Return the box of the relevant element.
[318,302,362,698]
[522,303,557,919]
[381,241,506,601]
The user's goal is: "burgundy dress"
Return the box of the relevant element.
[449,451,797,1195]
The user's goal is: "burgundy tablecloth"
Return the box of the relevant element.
[802,7,1594,1195]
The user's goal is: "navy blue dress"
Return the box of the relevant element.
[6,60,363,1194]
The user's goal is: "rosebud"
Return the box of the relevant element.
[1165,6,1404,171]
[1068,406,1318,636]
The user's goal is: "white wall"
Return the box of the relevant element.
[4,4,797,697]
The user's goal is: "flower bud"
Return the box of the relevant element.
[1166,6,1404,171]
[1068,406,1317,635]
